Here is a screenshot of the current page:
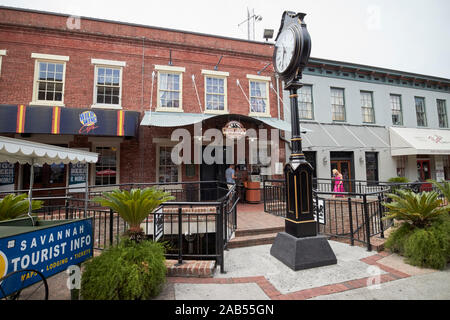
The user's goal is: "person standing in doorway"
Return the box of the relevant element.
[225,164,236,190]
[332,169,345,198]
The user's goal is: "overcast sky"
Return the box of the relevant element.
[1,0,449,78]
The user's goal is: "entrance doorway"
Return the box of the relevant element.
[200,146,230,201]
[330,151,354,193]
[417,159,431,181]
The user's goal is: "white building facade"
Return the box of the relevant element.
[283,58,450,187]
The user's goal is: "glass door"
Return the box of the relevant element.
[331,160,352,193]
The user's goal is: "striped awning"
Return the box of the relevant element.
[0,104,140,137]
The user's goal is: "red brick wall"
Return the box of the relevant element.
[0,7,286,184]
[0,8,278,116]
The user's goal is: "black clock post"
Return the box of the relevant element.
[270,11,337,271]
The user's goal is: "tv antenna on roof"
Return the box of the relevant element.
[238,8,263,40]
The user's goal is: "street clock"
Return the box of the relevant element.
[273,11,311,86]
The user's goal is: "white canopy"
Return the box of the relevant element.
[390,127,450,156]
[0,136,98,165]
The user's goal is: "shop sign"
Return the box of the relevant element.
[222,121,246,140]
[0,219,93,298]
[0,162,14,191]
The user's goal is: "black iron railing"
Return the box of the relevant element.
[0,181,238,273]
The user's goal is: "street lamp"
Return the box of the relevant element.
[270,11,337,271]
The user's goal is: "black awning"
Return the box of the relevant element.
[0,104,140,137]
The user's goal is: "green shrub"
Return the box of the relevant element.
[383,189,447,228]
[388,177,410,183]
[385,216,450,270]
[0,193,43,221]
[81,239,167,300]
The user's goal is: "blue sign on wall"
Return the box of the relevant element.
[0,218,93,298]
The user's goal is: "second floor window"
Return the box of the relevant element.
[437,99,448,128]
[34,61,65,104]
[95,67,121,106]
[390,94,403,125]
[158,72,182,110]
[298,85,313,120]
[361,91,375,123]
[331,88,345,121]
[415,97,427,127]
[205,76,226,112]
[249,80,269,115]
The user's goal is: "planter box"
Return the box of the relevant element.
[0,217,93,298]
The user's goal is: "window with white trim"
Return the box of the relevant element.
[247,75,270,117]
[437,99,448,128]
[298,85,314,120]
[31,54,68,106]
[0,50,6,76]
[157,145,180,183]
[156,65,185,112]
[95,146,118,186]
[202,70,228,114]
[361,91,375,123]
[390,94,403,125]
[415,97,427,127]
[91,59,125,109]
[331,87,345,121]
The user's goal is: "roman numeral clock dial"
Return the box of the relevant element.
[274,28,296,74]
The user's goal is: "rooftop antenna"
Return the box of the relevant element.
[238,8,263,40]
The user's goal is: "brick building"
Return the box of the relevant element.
[0,6,288,194]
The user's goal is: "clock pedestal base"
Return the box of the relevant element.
[270,232,337,271]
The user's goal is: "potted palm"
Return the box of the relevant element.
[81,187,175,300]
[0,193,43,222]
[93,187,174,241]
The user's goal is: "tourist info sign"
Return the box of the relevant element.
[0,218,93,298]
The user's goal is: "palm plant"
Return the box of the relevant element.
[93,187,174,240]
[0,193,43,222]
[428,180,450,204]
[383,189,448,228]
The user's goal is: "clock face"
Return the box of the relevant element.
[275,28,296,74]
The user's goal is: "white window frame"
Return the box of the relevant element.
[298,84,314,120]
[0,50,6,76]
[247,74,271,118]
[91,59,126,110]
[202,70,229,115]
[155,142,182,187]
[155,65,185,113]
[89,140,121,189]
[30,53,69,107]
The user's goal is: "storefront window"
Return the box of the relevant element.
[396,156,407,177]
[158,146,179,183]
[95,147,117,186]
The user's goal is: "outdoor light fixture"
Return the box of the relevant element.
[322,156,328,165]
[263,29,274,42]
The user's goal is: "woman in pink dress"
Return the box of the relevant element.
[332,169,345,198]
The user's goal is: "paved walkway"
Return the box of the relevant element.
[159,241,450,300]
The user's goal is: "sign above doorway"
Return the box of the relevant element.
[222,121,247,140]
